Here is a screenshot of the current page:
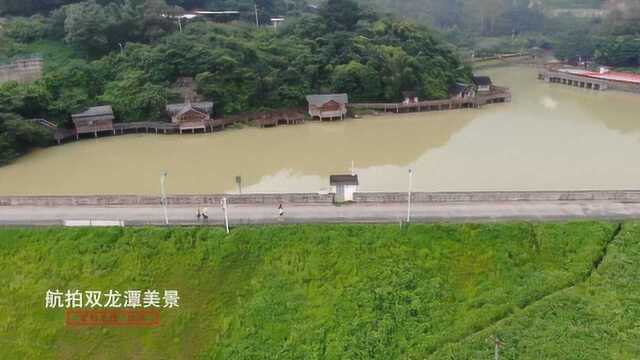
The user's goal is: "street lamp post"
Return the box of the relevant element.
[160,171,169,225]
[254,3,259,27]
[407,169,413,223]
[221,197,230,234]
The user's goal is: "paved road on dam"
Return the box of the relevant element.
[3,201,640,226]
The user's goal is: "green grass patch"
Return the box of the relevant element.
[0,39,81,71]
[0,222,623,358]
[432,222,640,359]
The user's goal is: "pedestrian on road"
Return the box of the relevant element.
[202,207,209,221]
[196,207,202,221]
[278,203,284,217]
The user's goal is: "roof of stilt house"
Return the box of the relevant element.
[449,82,472,95]
[472,76,492,86]
[71,106,115,122]
[176,104,207,117]
[166,102,213,116]
[306,94,349,107]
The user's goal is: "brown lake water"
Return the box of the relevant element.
[1,65,640,195]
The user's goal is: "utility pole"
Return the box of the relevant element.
[160,171,169,225]
[407,168,413,223]
[221,197,230,234]
[254,3,259,27]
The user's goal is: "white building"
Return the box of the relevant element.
[330,175,359,203]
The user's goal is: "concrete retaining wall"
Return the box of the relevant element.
[0,58,43,84]
[0,193,335,206]
[3,191,640,206]
[354,191,640,203]
[607,80,640,94]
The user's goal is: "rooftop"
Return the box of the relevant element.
[306,94,349,107]
[166,102,214,115]
[449,82,471,94]
[71,106,114,119]
[472,76,492,86]
[330,174,359,186]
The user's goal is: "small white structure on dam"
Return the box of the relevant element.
[330,174,359,203]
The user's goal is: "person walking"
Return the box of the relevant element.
[196,207,202,221]
[278,203,284,217]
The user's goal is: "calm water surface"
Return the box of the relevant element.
[1,65,640,195]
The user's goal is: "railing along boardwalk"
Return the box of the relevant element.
[349,88,511,114]
[465,51,532,64]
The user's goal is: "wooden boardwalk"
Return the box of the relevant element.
[349,88,511,114]
[52,109,306,143]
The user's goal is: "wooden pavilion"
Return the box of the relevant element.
[306,94,349,121]
[166,102,214,134]
[71,105,115,139]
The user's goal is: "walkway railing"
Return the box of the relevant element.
[349,88,511,113]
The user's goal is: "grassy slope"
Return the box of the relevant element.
[0,223,621,359]
[432,222,640,359]
[0,39,79,70]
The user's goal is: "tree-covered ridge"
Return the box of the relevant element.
[358,0,639,68]
[0,0,469,164]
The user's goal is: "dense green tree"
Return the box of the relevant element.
[322,0,367,32]
[99,70,170,121]
[63,1,112,54]
[594,36,640,67]
[0,112,52,165]
[3,17,47,43]
[0,82,50,118]
[331,61,382,101]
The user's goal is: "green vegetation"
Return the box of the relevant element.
[3,222,639,358]
[434,222,640,358]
